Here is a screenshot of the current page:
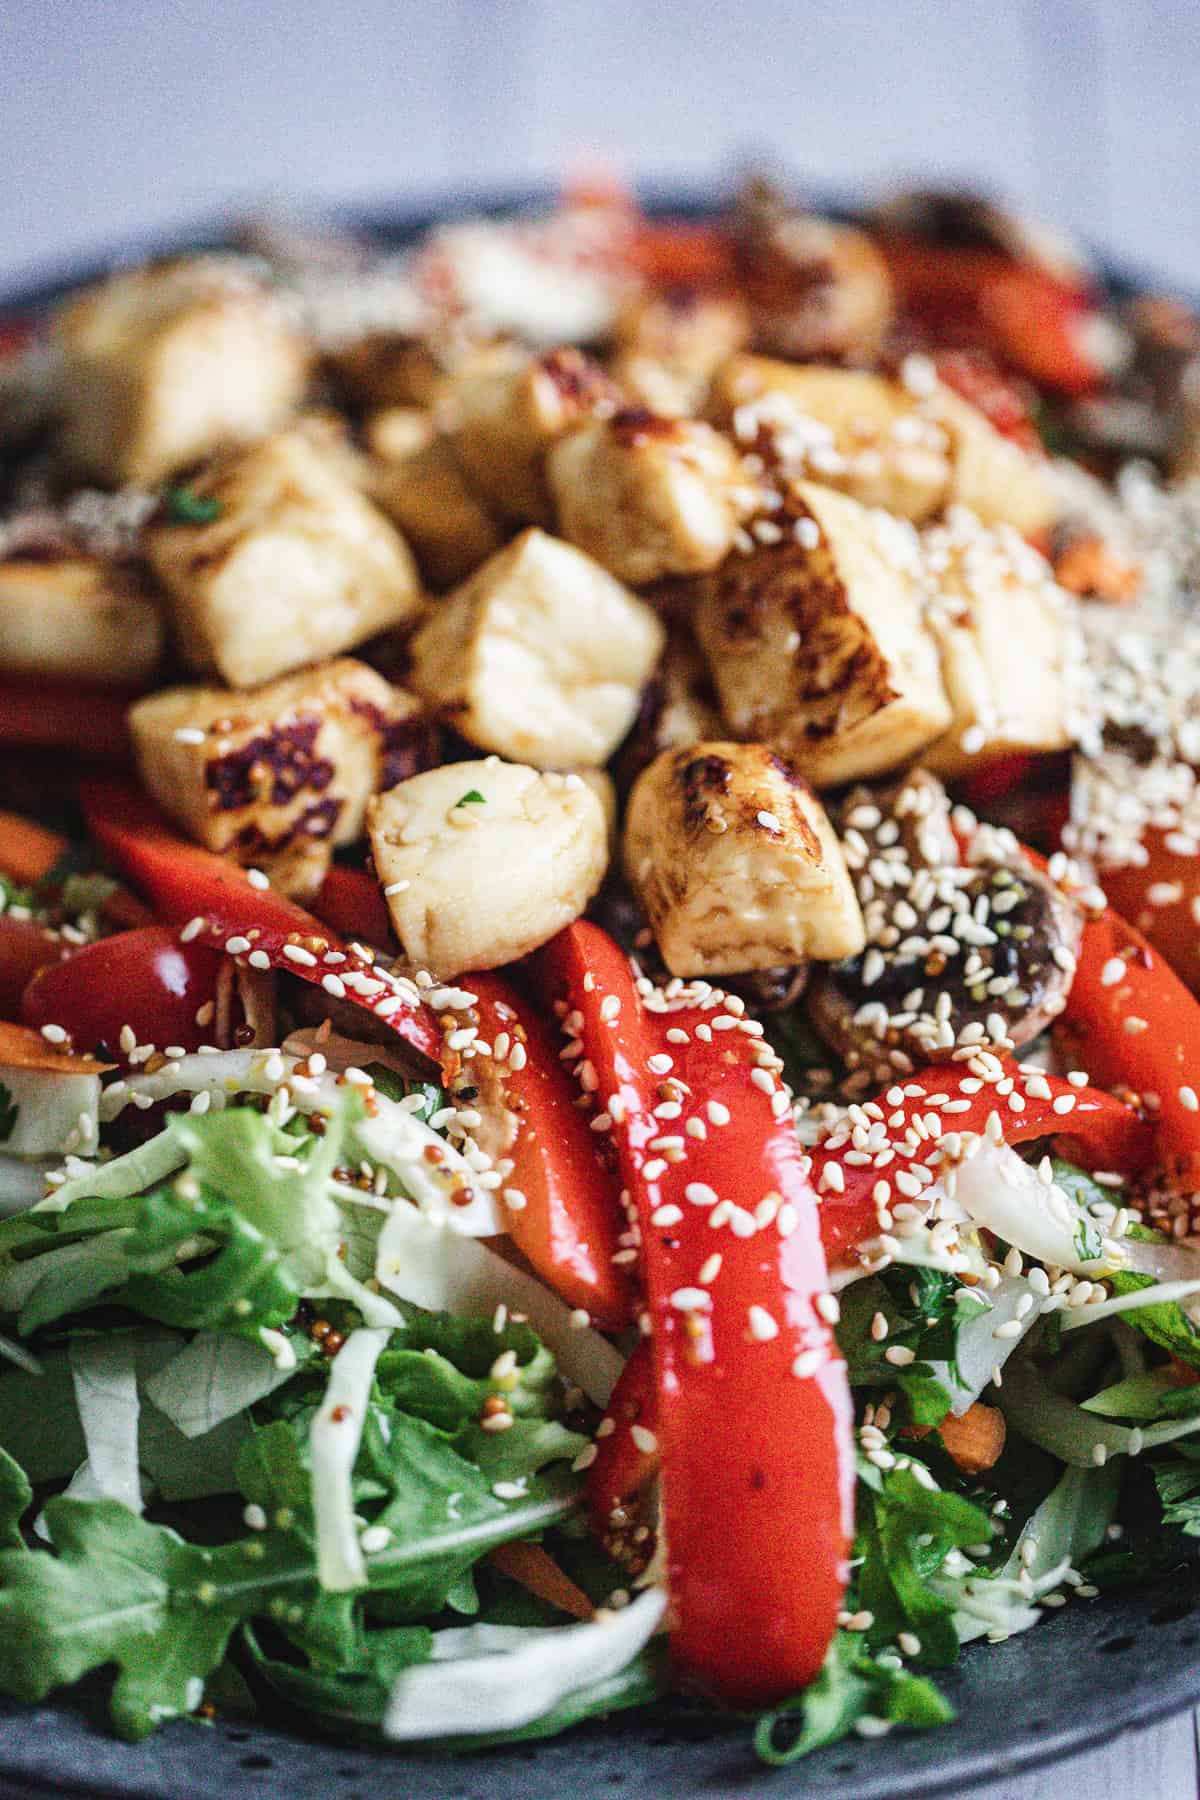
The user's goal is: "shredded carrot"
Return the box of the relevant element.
[0,811,68,886]
[487,1540,595,1621]
[937,1402,1007,1474]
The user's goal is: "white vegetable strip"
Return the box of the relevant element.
[67,1335,142,1514]
[37,1133,186,1215]
[953,1143,1116,1276]
[375,1204,625,1407]
[101,1049,503,1236]
[384,1588,666,1740]
[0,1156,57,1214]
[309,1326,392,1592]
[929,1275,1046,1414]
[0,1067,100,1160]
[144,1331,298,1438]
[1001,1346,1200,1464]
[1058,1278,1200,1333]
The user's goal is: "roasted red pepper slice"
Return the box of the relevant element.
[80,778,441,1066]
[537,921,853,1707]
[585,1338,659,1557]
[21,925,227,1063]
[884,241,1104,395]
[1049,876,1200,1195]
[0,683,134,759]
[809,1061,1153,1270]
[469,971,632,1331]
[311,864,396,951]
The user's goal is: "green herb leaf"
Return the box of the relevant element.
[755,1630,953,1765]
[857,1466,993,1666]
[0,1445,31,1547]
[164,484,222,525]
[454,790,486,808]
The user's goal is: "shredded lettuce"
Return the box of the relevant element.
[66,1336,142,1515]
[384,1588,666,1740]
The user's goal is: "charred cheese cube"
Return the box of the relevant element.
[0,554,163,687]
[547,411,744,585]
[922,510,1071,777]
[928,383,1057,537]
[408,529,665,768]
[364,407,437,462]
[129,658,429,896]
[710,358,952,522]
[695,482,951,787]
[370,435,503,590]
[368,760,608,975]
[447,347,618,525]
[710,356,1057,536]
[624,742,866,976]
[612,288,749,416]
[145,426,422,688]
[55,258,311,486]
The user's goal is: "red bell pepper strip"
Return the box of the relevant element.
[21,925,227,1063]
[0,683,134,758]
[883,241,1104,396]
[1088,827,1200,996]
[1045,870,1200,1196]
[311,864,396,951]
[80,778,442,1066]
[809,1061,1153,1270]
[536,920,854,1708]
[585,1338,659,1560]
[467,971,632,1332]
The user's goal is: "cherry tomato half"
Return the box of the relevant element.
[21,925,226,1061]
[0,916,68,1018]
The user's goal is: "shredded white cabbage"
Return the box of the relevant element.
[0,1066,100,1160]
[1001,1344,1200,1464]
[309,1325,392,1592]
[143,1331,297,1438]
[101,1048,504,1236]
[1058,1278,1200,1333]
[67,1335,142,1514]
[953,1143,1119,1276]
[384,1587,666,1740]
[931,1274,1047,1413]
[375,1204,625,1407]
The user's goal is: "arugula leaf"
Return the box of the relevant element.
[857,1466,993,1666]
[0,1082,18,1144]
[0,1445,31,1546]
[1153,1444,1200,1537]
[755,1631,953,1764]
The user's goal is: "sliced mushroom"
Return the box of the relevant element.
[806,770,1081,1078]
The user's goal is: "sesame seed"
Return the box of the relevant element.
[282,943,317,967]
[670,1287,713,1312]
[706,1101,731,1126]
[884,1344,916,1366]
[224,935,251,956]
[747,1305,779,1341]
[1100,957,1126,988]
[685,1181,719,1207]
[1181,1086,1200,1113]
[39,1023,67,1044]
[698,1252,723,1283]
[792,1349,822,1379]
[815,1293,840,1325]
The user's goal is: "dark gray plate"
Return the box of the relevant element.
[1,187,1196,1798]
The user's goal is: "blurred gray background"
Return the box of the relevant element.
[2,0,1199,290]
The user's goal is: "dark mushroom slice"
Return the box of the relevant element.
[833,768,959,895]
[806,859,1082,1079]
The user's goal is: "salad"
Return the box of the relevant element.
[2,174,1200,1768]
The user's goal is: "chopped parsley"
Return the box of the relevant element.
[0,1085,16,1144]
[454,789,486,808]
[163,484,222,525]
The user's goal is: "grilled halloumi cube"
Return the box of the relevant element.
[55,258,311,486]
[922,510,1072,777]
[695,482,951,787]
[0,554,163,687]
[129,658,430,895]
[370,435,503,589]
[447,347,618,525]
[368,760,608,975]
[624,741,865,976]
[145,425,422,688]
[408,529,665,768]
[710,356,1057,536]
[547,411,744,585]
[710,358,952,522]
[612,288,750,416]
[929,383,1057,537]
[364,407,436,462]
